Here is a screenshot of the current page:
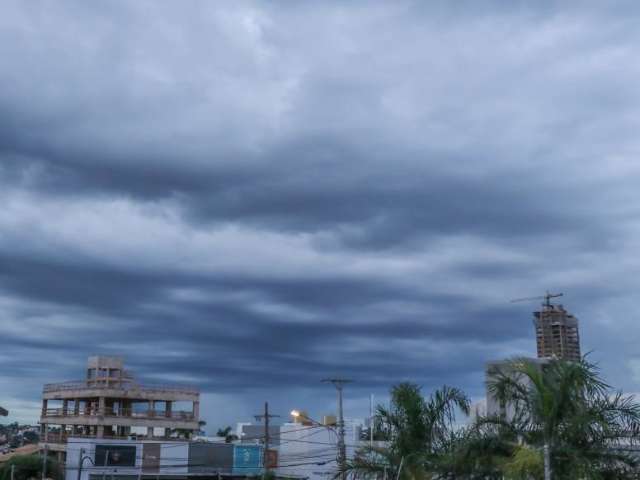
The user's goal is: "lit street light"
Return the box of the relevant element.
[290,410,331,428]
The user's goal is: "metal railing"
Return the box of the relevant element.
[42,380,199,395]
[42,432,193,445]
[42,408,196,421]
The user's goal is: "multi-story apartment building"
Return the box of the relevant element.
[39,356,200,461]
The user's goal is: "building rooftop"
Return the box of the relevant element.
[42,356,199,397]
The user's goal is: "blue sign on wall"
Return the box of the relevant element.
[233,445,263,475]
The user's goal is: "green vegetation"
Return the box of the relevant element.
[21,432,38,445]
[347,357,640,480]
[0,454,62,480]
[216,426,239,443]
[0,423,39,449]
[346,382,470,479]
[485,357,640,479]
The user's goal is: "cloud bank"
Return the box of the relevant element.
[2,0,640,428]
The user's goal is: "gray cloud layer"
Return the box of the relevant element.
[2,0,640,427]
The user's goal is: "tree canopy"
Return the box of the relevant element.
[347,358,640,480]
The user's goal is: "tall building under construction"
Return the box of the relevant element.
[533,302,581,361]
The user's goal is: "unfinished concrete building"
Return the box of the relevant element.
[533,303,581,361]
[39,356,200,455]
[485,357,550,419]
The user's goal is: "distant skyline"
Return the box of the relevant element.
[3,1,640,430]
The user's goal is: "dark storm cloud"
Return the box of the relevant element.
[3,0,640,426]
[0,141,610,253]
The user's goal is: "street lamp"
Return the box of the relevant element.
[290,411,333,428]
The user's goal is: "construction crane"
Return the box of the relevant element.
[510,291,563,307]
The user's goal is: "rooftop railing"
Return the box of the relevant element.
[42,380,199,395]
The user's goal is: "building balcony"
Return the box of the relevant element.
[41,407,196,421]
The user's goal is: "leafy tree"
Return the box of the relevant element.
[22,431,39,444]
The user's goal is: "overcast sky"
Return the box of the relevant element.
[2,0,640,431]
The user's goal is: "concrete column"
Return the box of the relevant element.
[147,427,154,438]
[193,401,200,419]
[149,400,155,417]
[165,401,172,418]
[97,425,104,438]
[98,396,106,415]
[42,423,48,442]
[62,400,68,415]
[164,428,171,438]
[42,399,48,416]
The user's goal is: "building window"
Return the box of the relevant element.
[95,445,137,467]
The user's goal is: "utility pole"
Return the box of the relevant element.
[254,402,280,474]
[322,378,353,480]
[11,464,15,480]
[369,394,374,450]
[41,445,48,480]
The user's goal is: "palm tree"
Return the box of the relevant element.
[216,426,238,443]
[450,421,516,479]
[347,382,470,479]
[487,357,640,480]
